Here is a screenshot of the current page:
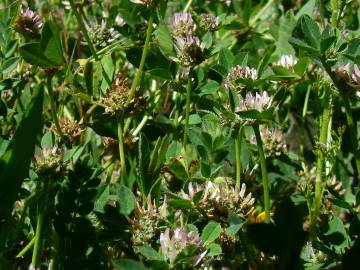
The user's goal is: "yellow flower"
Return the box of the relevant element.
[248,210,274,223]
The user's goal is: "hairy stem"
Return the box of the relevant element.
[126,15,154,106]
[183,73,192,148]
[253,124,270,223]
[47,75,64,138]
[118,118,127,180]
[235,126,243,187]
[311,93,332,238]
[68,0,98,61]
[17,237,35,258]
[31,202,46,267]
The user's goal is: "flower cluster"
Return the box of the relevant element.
[181,181,255,220]
[88,22,120,49]
[173,35,205,67]
[33,146,63,178]
[198,13,219,32]
[14,6,43,38]
[130,0,161,7]
[224,65,257,90]
[58,117,83,142]
[160,227,207,266]
[236,91,272,112]
[129,196,167,245]
[273,54,298,70]
[249,126,287,156]
[172,12,196,37]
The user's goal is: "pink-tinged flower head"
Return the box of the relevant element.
[14,6,43,38]
[224,65,257,90]
[172,12,196,37]
[237,91,272,112]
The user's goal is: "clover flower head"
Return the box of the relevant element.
[274,54,298,69]
[58,117,83,141]
[129,196,168,245]
[202,181,255,219]
[173,35,205,67]
[224,65,257,90]
[198,13,219,32]
[237,91,272,112]
[101,75,130,115]
[14,6,43,38]
[249,126,287,156]
[180,182,205,200]
[115,15,125,26]
[351,64,360,83]
[89,21,120,49]
[130,0,161,7]
[172,12,196,37]
[33,146,63,177]
[160,227,207,266]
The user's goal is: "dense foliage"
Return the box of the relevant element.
[1,0,360,269]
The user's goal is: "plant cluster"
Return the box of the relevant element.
[1,0,360,269]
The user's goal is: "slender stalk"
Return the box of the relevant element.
[235,126,243,187]
[311,93,332,237]
[133,115,149,136]
[47,76,64,138]
[32,203,46,267]
[183,73,192,148]
[68,0,98,61]
[183,0,194,12]
[118,118,127,180]
[16,238,35,258]
[321,58,360,184]
[253,124,270,223]
[249,0,276,26]
[126,15,154,106]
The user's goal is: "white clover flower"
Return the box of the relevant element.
[273,54,298,69]
[249,126,287,156]
[224,65,257,90]
[198,13,220,32]
[160,227,207,266]
[172,12,196,37]
[180,182,205,200]
[130,0,161,6]
[14,6,43,37]
[351,64,360,84]
[115,15,125,26]
[237,91,272,112]
[172,35,205,67]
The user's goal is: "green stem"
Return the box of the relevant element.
[343,95,360,185]
[68,0,98,61]
[311,93,332,238]
[253,124,270,223]
[126,15,154,106]
[235,127,243,187]
[183,73,192,148]
[249,0,276,26]
[118,118,127,180]
[321,58,360,185]
[133,115,149,136]
[31,203,46,267]
[183,0,194,12]
[16,238,35,258]
[47,76,64,138]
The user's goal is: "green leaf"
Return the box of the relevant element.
[154,24,175,57]
[19,43,57,67]
[206,243,222,257]
[226,224,243,236]
[0,84,44,226]
[293,57,311,76]
[168,199,193,209]
[114,259,149,270]
[201,221,222,245]
[0,56,19,74]
[136,245,164,261]
[289,37,320,54]
[40,20,64,66]
[148,68,173,79]
[117,185,136,215]
[199,80,220,96]
[300,15,320,49]
[219,48,234,70]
